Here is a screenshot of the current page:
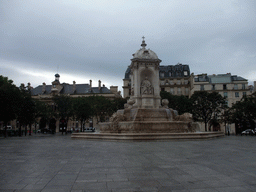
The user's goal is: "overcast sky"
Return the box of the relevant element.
[1,0,256,95]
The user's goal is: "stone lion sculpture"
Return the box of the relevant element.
[174,113,193,122]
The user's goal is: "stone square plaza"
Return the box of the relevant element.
[0,134,256,192]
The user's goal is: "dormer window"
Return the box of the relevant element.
[160,72,165,78]
[169,72,172,77]
[53,85,56,88]
[184,71,188,76]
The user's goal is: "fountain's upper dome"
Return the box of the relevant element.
[132,37,158,60]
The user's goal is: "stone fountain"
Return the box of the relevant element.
[72,38,224,140]
[100,37,198,134]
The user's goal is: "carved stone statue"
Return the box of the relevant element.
[141,76,153,95]
[131,87,134,96]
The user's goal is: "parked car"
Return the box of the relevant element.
[1,126,13,130]
[241,129,255,136]
[42,128,50,133]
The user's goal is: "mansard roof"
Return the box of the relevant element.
[124,63,190,79]
[159,64,190,78]
[31,83,112,96]
[194,73,248,83]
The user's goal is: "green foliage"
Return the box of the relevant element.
[16,84,36,127]
[229,95,256,129]
[110,97,127,112]
[86,96,113,122]
[34,99,54,122]
[53,95,73,121]
[190,91,226,131]
[160,91,192,115]
[0,76,21,125]
[72,97,92,130]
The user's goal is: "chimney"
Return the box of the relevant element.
[110,86,118,93]
[98,80,101,90]
[89,80,92,87]
[103,84,105,87]
[42,82,46,93]
[27,82,31,90]
[73,81,76,93]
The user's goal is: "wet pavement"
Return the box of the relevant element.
[0,133,256,192]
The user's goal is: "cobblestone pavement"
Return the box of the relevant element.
[0,133,256,192]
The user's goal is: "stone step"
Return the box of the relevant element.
[71,132,224,140]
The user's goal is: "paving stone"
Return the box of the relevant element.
[0,134,256,191]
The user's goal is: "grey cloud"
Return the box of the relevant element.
[1,0,255,89]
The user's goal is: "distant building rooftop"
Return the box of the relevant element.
[194,73,247,83]
[124,63,190,79]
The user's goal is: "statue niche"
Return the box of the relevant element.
[141,76,153,95]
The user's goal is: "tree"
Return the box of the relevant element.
[190,91,226,131]
[72,97,93,131]
[16,84,36,136]
[110,97,127,113]
[34,99,54,133]
[0,76,22,137]
[160,91,192,115]
[229,95,256,133]
[87,96,113,123]
[53,95,73,134]
[220,107,233,133]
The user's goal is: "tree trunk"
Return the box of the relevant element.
[29,124,32,136]
[19,124,22,137]
[4,122,7,138]
[80,120,83,132]
[25,125,27,136]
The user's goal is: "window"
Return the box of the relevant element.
[169,72,172,77]
[223,92,228,98]
[160,72,165,78]
[177,88,181,95]
[243,92,246,97]
[176,80,181,85]
[212,84,215,90]
[242,84,245,90]
[234,84,238,90]
[235,92,239,97]
[225,100,229,107]
[170,88,174,95]
[200,85,204,91]
[161,88,165,92]
[223,84,227,90]
[185,88,189,95]
[184,80,188,85]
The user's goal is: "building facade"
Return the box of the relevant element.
[32,74,121,101]
[123,58,251,134]
[192,73,250,108]
[123,63,194,98]
[191,73,250,134]
[30,74,121,133]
